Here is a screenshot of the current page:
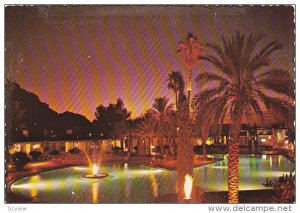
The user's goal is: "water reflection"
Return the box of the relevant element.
[91,181,100,203]
[149,173,158,198]
[28,175,41,198]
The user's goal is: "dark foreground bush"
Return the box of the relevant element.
[11,152,30,170]
[193,145,202,154]
[50,149,60,156]
[133,145,138,152]
[69,147,81,154]
[270,172,295,203]
[111,147,121,154]
[29,150,42,161]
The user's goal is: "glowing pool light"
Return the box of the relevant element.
[184,174,193,200]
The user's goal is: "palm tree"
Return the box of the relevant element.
[192,32,294,203]
[135,112,157,156]
[177,32,202,105]
[194,111,213,161]
[176,96,194,202]
[167,71,185,111]
[149,97,174,157]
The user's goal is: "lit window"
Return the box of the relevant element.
[25,144,31,154]
[66,129,72,135]
[33,144,40,149]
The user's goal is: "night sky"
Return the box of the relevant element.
[5,5,295,121]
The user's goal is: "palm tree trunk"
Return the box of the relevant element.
[187,67,192,107]
[138,138,141,157]
[177,137,194,202]
[175,91,178,111]
[160,137,164,157]
[148,137,151,156]
[228,114,242,203]
[202,136,207,160]
[173,136,177,156]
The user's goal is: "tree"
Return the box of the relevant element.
[176,94,194,202]
[177,32,203,105]
[192,31,294,203]
[167,71,185,111]
[93,99,131,140]
[12,152,30,170]
[194,110,213,160]
[149,97,174,157]
[135,112,157,156]
[5,81,26,163]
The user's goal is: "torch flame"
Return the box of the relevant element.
[184,174,194,199]
[92,164,99,175]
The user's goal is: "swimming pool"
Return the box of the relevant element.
[11,154,294,203]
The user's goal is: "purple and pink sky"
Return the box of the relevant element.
[5,6,294,121]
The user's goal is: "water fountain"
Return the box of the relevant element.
[82,141,109,179]
[82,163,109,178]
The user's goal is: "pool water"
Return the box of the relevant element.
[11,154,294,203]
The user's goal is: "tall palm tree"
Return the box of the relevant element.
[167,71,185,111]
[192,32,294,203]
[176,96,194,202]
[177,32,202,106]
[149,97,174,157]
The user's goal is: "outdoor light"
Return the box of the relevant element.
[184,174,194,200]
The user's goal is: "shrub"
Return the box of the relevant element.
[272,172,295,203]
[193,145,202,154]
[111,147,121,154]
[11,152,30,170]
[69,147,81,154]
[29,150,42,161]
[50,149,60,156]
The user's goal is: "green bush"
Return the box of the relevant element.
[29,150,42,161]
[50,149,59,156]
[11,152,30,170]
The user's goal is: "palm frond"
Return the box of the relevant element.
[195,72,231,85]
